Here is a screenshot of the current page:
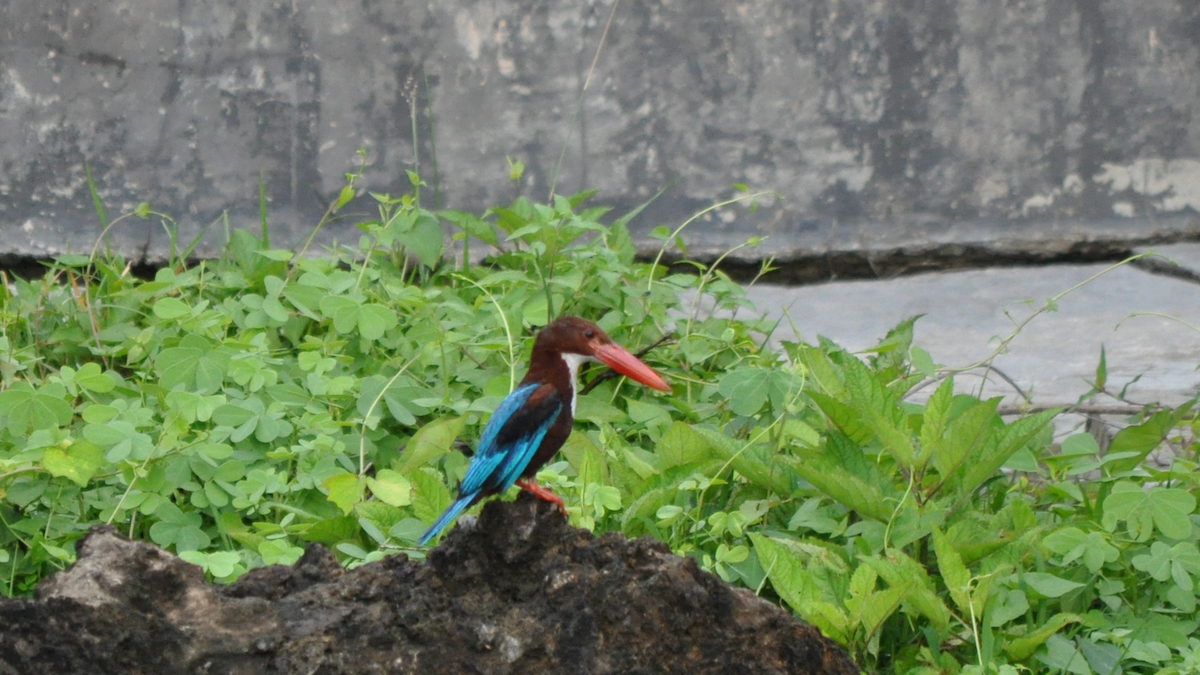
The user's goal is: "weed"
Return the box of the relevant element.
[0,171,1195,675]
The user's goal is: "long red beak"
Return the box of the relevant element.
[591,343,672,392]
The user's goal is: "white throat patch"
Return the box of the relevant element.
[560,352,593,417]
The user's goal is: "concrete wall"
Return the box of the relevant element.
[1,0,1198,259]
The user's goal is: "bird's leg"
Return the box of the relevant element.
[515,478,567,517]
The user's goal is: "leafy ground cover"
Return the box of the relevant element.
[0,176,1196,675]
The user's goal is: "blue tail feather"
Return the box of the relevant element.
[418,494,475,545]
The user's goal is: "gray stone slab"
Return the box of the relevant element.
[736,263,1200,407]
[1134,242,1200,282]
[1154,244,1200,274]
[633,212,1199,279]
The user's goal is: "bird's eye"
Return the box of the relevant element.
[584,329,595,338]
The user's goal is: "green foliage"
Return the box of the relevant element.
[0,173,1196,675]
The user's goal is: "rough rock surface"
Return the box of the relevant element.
[0,493,857,675]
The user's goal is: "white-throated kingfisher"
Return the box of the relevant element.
[418,316,671,544]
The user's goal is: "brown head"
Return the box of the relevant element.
[527,317,671,392]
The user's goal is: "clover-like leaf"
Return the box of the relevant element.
[0,382,74,434]
[259,539,305,566]
[357,304,397,341]
[152,297,192,320]
[42,440,105,486]
[1103,482,1196,541]
[74,363,116,393]
[149,503,211,552]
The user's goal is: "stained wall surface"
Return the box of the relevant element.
[1,1,1198,258]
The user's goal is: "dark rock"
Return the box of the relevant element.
[0,493,858,675]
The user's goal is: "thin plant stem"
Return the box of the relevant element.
[453,274,518,390]
[646,191,774,295]
[358,353,423,477]
[946,253,1153,378]
[548,0,620,202]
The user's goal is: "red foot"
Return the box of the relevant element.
[515,479,567,517]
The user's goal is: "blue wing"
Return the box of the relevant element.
[460,382,562,495]
[418,383,563,544]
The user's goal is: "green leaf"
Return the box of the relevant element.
[562,431,607,485]
[654,422,717,470]
[1022,572,1086,598]
[1132,541,1200,594]
[1104,404,1192,474]
[213,459,247,482]
[259,539,305,566]
[396,214,444,268]
[212,403,257,428]
[1044,527,1118,573]
[82,404,118,423]
[282,284,325,320]
[180,550,242,579]
[0,383,74,434]
[1079,637,1122,675]
[410,467,453,525]
[749,534,850,641]
[1102,482,1196,541]
[356,501,406,544]
[1005,614,1083,661]
[808,393,874,446]
[357,304,398,341]
[440,210,499,247]
[82,421,128,447]
[950,407,1057,498]
[932,527,975,617]
[302,516,359,546]
[322,472,363,515]
[319,294,358,322]
[74,363,116,393]
[690,425,792,495]
[1061,432,1100,456]
[256,249,295,262]
[917,378,954,470]
[149,503,211,552]
[152,297,192,320]
[42,440,105,486]
[988,587,1029,627]
[718,368,772,417]
[841,356,915,466]
[155,339,227,394]
[399,416,466,471]
[367,469,413,507]
[854,584,908,646]
[786,431,895,523]
[261,296,290,323]
[40,541,76,563]
[55,254,92,268]
[1093,345,1107,391]
[1132,541,1175,581]
[909,346,936,378]
[861,549,951,635]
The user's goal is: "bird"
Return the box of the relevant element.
[418,316,671,545]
